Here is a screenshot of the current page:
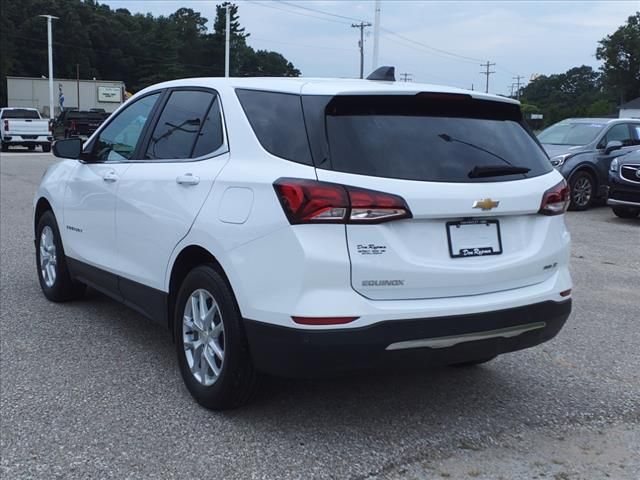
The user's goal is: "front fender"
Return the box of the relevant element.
[33,160,77,236]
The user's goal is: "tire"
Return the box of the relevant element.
[1,142,8,152]
[35,210,85,302]
[568,171,595,211]
[27,145,35,151]
[174,265,259,410]
[612,206,640,218]
[42,143,51,153]
[450,356,497,367]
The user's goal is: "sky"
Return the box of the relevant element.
[102,0,638,95]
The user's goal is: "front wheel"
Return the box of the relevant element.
[174,265,259,410]
[612,206,640,218]
[35,210,85,302]
[569,171,595,211]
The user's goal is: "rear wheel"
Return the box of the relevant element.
[612,206,640,218]
[42,143,51,153]
[174,265,259,410]
[569,171,595,211]
[1,142,8,152]
[35,210,85,302]
[27,145,35,151]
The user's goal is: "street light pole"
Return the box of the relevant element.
[224,5,230,77]
[39,15,58,119]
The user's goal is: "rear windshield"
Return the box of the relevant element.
[1,109,40,119]
[303,94,552,183]
[537,121,604,146]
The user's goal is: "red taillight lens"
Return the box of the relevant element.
[70,120,77,132]
[3,120,8,131]
[292,316,358,325]
[539,180,570,216]
[273,178,412,224]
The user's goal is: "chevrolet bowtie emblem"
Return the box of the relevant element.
[473,198,500,210]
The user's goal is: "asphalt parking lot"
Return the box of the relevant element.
[1,151,639,479]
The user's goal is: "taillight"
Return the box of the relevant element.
[273,178,412,224]
[3,120,8,131]
[70,120,77,132]
[539,179,570,216]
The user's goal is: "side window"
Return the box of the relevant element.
[631,124,640,146]
[145,90,216,160]
[235,89,312,165]
[604,124,633,147]
[191,96,224,158]
[93,93,160,161]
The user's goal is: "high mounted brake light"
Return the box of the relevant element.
[539,179,570,216]
[273,178,412,225]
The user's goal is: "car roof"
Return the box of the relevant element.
[561,117,640,124]
[136,76,520,105]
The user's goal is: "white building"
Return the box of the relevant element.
[619,97,640,119]
[7,76,125,118]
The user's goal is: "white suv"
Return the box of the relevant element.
[34,73,573,409]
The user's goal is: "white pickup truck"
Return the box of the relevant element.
[1,108,53,152]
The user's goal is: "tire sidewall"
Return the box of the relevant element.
[174,265,248,408]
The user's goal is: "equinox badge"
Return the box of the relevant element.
[473,198,500,211]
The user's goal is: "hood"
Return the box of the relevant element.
[541,144,587,159]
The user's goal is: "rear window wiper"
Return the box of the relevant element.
[468,165,530,178]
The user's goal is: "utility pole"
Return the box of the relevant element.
[479,60,496,94]
[399,73,413,82]
[352,21,372,79]
[512,75,524,100]
[76,64,80,110]
[372,0,381,70]
[224,5,230,77]
[39,15,58,119]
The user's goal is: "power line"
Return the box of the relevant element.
[245,0,350,25]
[480,61,496,93]
[352,21,372,79]
[276,0,367,23]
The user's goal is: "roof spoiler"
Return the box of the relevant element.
[366,66,395,82]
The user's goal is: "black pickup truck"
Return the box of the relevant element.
[52,110,109,140]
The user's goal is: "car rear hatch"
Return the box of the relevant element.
[302,92,567,300]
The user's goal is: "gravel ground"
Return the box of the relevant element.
[1,151,639,479]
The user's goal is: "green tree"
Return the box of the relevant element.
[596,12,640,104]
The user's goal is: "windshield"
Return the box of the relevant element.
[1,109,40,119]
[537,121,604,146]
[304,95,552,183]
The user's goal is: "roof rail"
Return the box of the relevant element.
[366,66,395,82]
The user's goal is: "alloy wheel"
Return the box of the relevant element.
[182,289,225,386]
[572,176,592,208]
[39,226,57,288]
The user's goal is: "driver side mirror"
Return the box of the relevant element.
[52,138,83,159]
[604,140,623,155]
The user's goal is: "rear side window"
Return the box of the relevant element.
[236,89,312,165]
[2,109,40,119]
[146,90,218,160]
[304,94,552,183]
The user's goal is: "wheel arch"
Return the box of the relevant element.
[567,163,599,189]
[34,197,54,236]
[166,245,236,339]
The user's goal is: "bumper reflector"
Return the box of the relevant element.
[292,316,358,326]
[560,289,572,297]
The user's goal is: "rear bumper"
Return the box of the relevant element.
[244,299,571,377]
[2,135,52,145]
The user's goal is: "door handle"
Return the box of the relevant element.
[102,170,118,182]
[176,174,200,186]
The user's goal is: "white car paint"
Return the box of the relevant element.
[35,76,572,334]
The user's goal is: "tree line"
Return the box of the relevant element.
[0,0,300,105]
[518,12,639,127]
